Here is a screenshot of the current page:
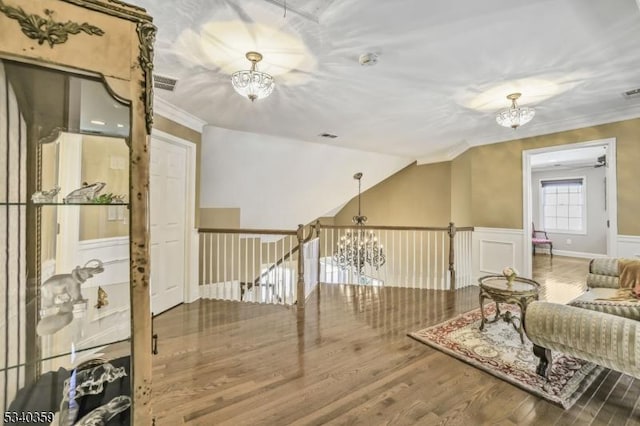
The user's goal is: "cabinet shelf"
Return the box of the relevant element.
[0,202,129,206]
[0,337,130,373]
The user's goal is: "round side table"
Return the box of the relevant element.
[478,275,540,343]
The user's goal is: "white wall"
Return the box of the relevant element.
[532,166,606,255]
[201,126,412,229]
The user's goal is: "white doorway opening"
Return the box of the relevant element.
[150,129,197,315]
[522,138,618,278]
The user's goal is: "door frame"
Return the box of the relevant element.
[150,129,199,306]
[522,137,618,278]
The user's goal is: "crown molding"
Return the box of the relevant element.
[416,140,471,165]
[417,103,640,165]
[469,103,640,148]
[154,96,207,132]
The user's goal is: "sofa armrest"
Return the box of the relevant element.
[525,301,640,379]
[586,272,620,289]
[589,258,619,276]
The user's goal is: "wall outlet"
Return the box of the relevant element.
[566,238,572,244]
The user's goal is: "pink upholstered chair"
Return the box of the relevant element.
[532,223,553,257]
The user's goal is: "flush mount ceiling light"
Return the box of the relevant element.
[231,51,275,102]
[496,92,536,129]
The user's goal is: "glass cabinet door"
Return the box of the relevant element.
[1,58,133,425]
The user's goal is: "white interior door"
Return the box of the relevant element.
[150,137,187,315]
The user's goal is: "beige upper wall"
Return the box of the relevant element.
[332,117,640,236]
[450,149,472,225]
[153,114,203,226]
[334,162,452,227]
[199,207,240,229]
[469,117,640,234]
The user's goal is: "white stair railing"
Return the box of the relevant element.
[198,223,474,306]
[320,224,474,290]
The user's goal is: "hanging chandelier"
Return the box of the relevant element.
[495,92,535,129]
[333,173,386,275]
[231,51,275,102]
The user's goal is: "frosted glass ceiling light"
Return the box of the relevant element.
[231,51,275,102]
[496,92,535,129]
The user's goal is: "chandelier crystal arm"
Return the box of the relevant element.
[333,172,385,278]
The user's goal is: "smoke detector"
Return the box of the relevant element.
[359,53,379,66]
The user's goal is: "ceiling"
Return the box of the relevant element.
[137,0,640,160]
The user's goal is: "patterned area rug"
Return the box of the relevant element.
[408,305,604,409]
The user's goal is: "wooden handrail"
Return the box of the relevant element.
[198,227,297,236]
[251,226,316,287]
[199,225,473,234]
[199,221,474,300]
[320,224,474,232]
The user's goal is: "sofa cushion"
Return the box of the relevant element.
[569,288,640,321]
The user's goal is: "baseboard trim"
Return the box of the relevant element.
[535,249,608,259]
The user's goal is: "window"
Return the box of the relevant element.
[540,178,585,233]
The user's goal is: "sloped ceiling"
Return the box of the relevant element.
[200,126,411,229]
[138,0,640,160]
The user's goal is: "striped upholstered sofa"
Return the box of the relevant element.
[525,258,640,378]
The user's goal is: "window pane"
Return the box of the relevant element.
[545,217,557,229]
[568,206,581,218]
[557,205,569,217]
[569,185,580,193]
[569,218,582,231]
[545,193,556,205]
[556,217,569,230]
[544,205,555,217]
[557,193,569,205]
[569,193,582,205]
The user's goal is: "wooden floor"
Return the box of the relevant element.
[151,256,640,425]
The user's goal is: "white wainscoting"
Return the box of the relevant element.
[618,235,640,258]
[473,228,526,280]
[77,236,129,288]
[187,229,200,303]
[304,238,320,300]
[473,229,639,282]
[79,281,131,346]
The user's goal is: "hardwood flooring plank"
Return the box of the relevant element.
[149,256,639,425]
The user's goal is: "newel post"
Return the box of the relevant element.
[448,222,456,290]
[297,224,305,307]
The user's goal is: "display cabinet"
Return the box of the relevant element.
[0,1,154,424]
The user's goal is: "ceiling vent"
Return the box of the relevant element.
[319,133,338,139]
[153,74,178,91]
[622,87,640,99]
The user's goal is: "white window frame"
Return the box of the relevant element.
[539,176,587,235]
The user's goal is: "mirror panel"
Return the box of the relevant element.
[0,58,133,425]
